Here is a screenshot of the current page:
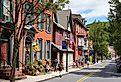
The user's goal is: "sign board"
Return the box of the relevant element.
[62,41,67,49]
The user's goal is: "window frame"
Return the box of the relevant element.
[37,13,44,30]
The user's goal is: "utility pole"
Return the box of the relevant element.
[66,16,69,72]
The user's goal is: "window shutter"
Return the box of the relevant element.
[48,18,51,32]
[45,41,47,59]
[39,39,43,59]
[36,15,40,29]
[41,13,44,30]
[10,1,14,22]
[46,15,48,31]
[0,0,3,19]
[49,42,51,59]
[36,39,39,60]
[42,41,44,59]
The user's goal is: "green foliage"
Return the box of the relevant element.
[27,60,45,76]
[108,0,121,56]
[87,22,109,58]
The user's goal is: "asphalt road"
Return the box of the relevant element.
[41,60,121,82]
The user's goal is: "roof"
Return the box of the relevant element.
[72,14,88,31]
[56,10,73,32]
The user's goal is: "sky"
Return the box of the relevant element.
[63,0,110,24]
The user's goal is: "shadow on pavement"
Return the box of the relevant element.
[71,60,121,78]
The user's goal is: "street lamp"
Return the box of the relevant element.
[66,16,69,72]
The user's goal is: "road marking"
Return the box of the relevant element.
[76,73,94,82]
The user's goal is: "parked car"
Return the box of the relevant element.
[116,57,121,73]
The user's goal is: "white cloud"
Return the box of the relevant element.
[64,0,110,19]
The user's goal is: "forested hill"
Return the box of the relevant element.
[86,21,111,59]
[86,22,109,30]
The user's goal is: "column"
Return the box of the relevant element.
[9,36,13,65]
[23,37,26,65]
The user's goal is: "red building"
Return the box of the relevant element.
[72,14,89,62]
[51,10,74,68]
[0,0,53,79]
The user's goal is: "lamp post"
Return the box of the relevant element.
[66,16,69,72]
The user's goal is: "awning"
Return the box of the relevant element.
[51,42,74,52]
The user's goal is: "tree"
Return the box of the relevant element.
[108,0,121,56]
[0,0,69,82]
[87,22,109,62]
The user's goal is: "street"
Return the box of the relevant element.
[40,60,121,82]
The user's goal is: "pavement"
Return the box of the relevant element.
[0,62,101,82]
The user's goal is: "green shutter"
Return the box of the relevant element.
[39,39,43,59]
[46,15,48,31]
[10,0,14,22]
[46,41,47,59]
[48,18,51,32]
[0,0,3,19]
[42,41,44,59]
[37,17,39,29]
[40,13,44,30]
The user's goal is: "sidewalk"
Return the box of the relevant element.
[0,62,101,82]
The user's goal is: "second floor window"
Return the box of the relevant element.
[57,30,62,42]
[37,13,44,30]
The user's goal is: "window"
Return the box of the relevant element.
[46,14,51,33]
[57,30,61,42]
[46,40,50,59]
[0,0,3,18]
[37,13,44,30]
[39,39,43,59]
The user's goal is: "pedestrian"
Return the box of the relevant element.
[54,58,58,72]
[87,60,89,67]
[58,62,63,78]
[45,60,50,73]
[81,58,84,67]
